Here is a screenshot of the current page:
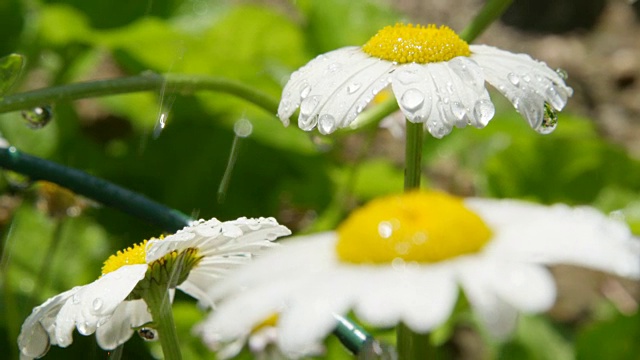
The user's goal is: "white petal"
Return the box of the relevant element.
[54,264,147,346]
[471,45,572,130]
[466,198,640,278]
[95,299,151,350]
[18,287,78,357]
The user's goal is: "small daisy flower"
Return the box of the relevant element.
[18,217,290,359]
[197,192,639,356]
[277,24,573,138]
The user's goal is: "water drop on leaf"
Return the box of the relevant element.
[21,106,53,129]
[536,102,558,134]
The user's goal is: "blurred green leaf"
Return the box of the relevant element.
[576,311,640,360]
[352,158,404,200]
[498,315,573,360]
[0,53,24,96]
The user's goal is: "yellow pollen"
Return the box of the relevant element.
[101,239,150,275]
[336,191,492,264]
[252,314,278,334]
[362,23,470,64]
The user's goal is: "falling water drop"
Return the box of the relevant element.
[536,102,558,134]
[21,106,53,129]
[472,99,495,127]
[137,328,158,341]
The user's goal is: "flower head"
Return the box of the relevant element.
[197,192,639,356]
[278,23,572,138]
[18,217,290,359]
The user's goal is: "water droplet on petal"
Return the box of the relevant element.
[555,68,568,80]
[507,73,520,86]
[21,106,53,129]
[536,102,558,134]
[427,120,449,139]
[472,99,495,127]
[318,114,336,134]
[522,74,531,83]
[92,298,103,312]
[347,82,361,94]
[300,95,320,116]
[138,328,158,341]
[72,293,80,304]
[396,69,421,84]
[544,85,566,110]
[300,84,311,99]
[328,63,341,72]
[451,101,466,120]
[400,89,424,112]
[378,221,393,238]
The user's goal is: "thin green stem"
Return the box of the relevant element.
[397,323,431,359]
[0,146,191,232]
[0,73,280,115]
[459,0,514,42]
[143,283,182,360]
[404,120,424,191]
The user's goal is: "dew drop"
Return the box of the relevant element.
[556,68,568,80]
[522,74,531,83]
[507,73,520,86]
[300,96,320,116]
[318,114,336,134]
[544,85,565,110]
[427,120,449,139]
[396,68,421,84]
[327,63,341,72]
[451,101,466,120]
[536,102,558,134]
[472,99,495,127]
[92,298,103,312]
[72,293,80,304]
[138,328,158,341]
[400,89,424,112]
[21,105,53,129]
[300,84,311,99]
[378,221,393,239]
[347,82,361,94]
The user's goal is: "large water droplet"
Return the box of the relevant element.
[400,89,424,112]
[347,82,361,94]
[555,68,568,80]
[138,328,158,341]
[536,102,558,134]
[507,73,520,86]
[92,298,103,312]
[472,99,495,127]
[21,106,53,129]
[427,120,449,139]
[300,96,320,116]
[318,114,336,134]
[544,85,565,110]
[378,221,393,238]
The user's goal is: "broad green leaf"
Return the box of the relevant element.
[576,311,640,360]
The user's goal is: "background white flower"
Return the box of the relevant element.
[277,24,573,138]
[197,193,639,356]
[18,217,290,359]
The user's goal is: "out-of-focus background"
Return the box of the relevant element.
[1,0,640,358]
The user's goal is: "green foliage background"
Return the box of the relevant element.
[1,0,639,359]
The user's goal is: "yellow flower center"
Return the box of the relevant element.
[362,24,470,64]
[336,191,491,264]
[101,240,149,275]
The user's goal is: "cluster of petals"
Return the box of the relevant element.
[18,217,290,359]
[278,45,573,138]
[198,199,640,356]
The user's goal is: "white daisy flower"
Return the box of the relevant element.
[197,192,640,356]
[18,217,290,359]
[277,24,573,138]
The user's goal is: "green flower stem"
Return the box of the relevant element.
[397,323,431,359]
[0,146,191,232]
[143,282,182,360]
[404,120,424,191]
[459,0,514,43]
[0,73,280,115]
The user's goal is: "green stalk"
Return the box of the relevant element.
[143,283,182,360]
[0,146,191,232]
[459,0,514,43]
[0,73,280,115]
[404,120,424,191]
